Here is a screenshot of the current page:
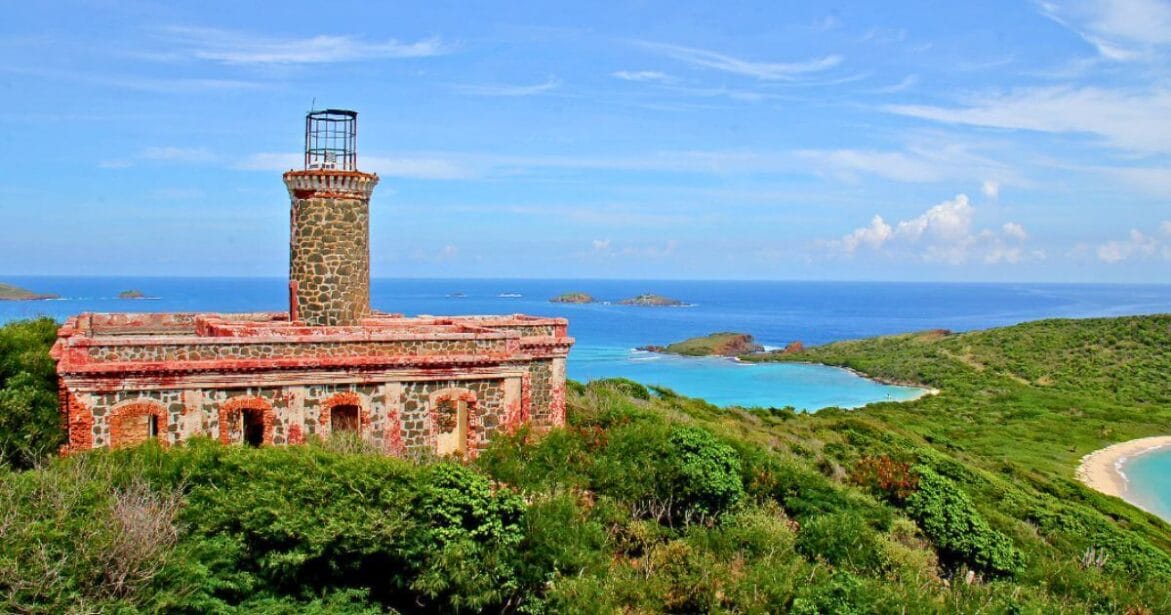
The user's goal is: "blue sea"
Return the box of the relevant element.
[6,276,1171,410]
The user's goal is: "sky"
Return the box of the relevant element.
[1,1,1169,282]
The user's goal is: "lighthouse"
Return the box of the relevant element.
[283,109,379,326]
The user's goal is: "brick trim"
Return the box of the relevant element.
[109,400,169,449]
[428,387,479,458]
[319,391,370,437]
[218,396,274,445]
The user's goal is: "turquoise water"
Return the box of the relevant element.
[572,345,925,409]
[1120,447,1171,521]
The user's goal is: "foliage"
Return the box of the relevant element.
[0,318,62,468]
[905,466,1023,576]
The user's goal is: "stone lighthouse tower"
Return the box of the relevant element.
[283,109,379,326]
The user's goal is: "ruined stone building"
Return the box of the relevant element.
[52,110,573,457]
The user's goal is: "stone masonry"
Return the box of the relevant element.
[286,170,377,326]
[52,110,573,458]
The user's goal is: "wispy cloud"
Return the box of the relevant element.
[453,78,560,96]
[636,41,842,80]
[796,143,1016,185]
[142,146,216,163]
[611,70,676,83]
[886,86,1171,154]
[157,26,449,65]
[870,74,919,94]
[0,65,263,93]
[822,194,1041,264]
[1036,0,1171,61]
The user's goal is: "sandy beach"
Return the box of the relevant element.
[1076,436,1171,501]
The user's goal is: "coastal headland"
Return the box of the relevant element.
[0,282,58,301]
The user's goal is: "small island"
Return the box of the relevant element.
[118,289,147,299]
[640,332,764,357]
[549,292,595,304]
[0,282,58,301]
[618,293,685,307]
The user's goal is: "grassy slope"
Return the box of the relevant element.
[749,315,1171,478]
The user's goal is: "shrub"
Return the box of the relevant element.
[795,512,890,572]
[905,466,1023,576]
[850,455,919,503]
[0,318,62,468]
[666,427,744,520]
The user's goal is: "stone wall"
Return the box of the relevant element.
[289,194,371,326]
[525,359,554,423]
[66,377,516,458]
[85,337,508,363]
[398,379,506,456]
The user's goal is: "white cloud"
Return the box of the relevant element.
[870,74,919,94]
[1002,222,1028,240]
[636,41,842,80]
[159,26,448,65]
[824,194,1040,265]
[837,215,893,253]
[1095,222,1171,262]
[453,78,560,96]
[591,239,611,251]
[142,146,216,163]
[886,86,1171,154]
[1037,0,1171,61]
[797,143,1016,185]
[982,180,1001,199]
[612,70,675,83]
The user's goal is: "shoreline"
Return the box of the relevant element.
[1076,436,1171,506]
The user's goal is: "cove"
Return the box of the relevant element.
[1120,446,1171,522]
[569,344,926,410]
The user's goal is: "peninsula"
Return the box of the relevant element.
[0,282,58,301]
[640,331,764,356]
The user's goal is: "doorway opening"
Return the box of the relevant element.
[242,408,266,447]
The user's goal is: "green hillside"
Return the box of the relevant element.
[2,315,1170,612]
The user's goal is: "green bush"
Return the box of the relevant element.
[795,512,890,572]
[666,426,744,519]
[0,318,62,468]
[905,466,1023,576]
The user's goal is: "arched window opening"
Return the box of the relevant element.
[109,402,167,449]
[434,398,468,456]
[331,404,359,434]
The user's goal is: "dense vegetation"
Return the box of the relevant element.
[2,315,1170,612]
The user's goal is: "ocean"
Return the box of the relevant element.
[4,276,1171,410]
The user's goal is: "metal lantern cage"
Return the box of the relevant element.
[305,109,358,171]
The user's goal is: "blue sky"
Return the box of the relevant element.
[1,1,1169,282]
